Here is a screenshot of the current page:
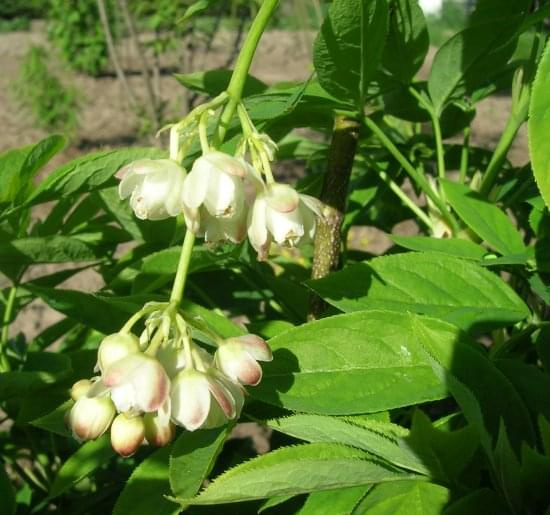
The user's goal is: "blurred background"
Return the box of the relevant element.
[0,0,485,157]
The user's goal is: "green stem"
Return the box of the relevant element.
[216,0,279,143]
[0,286,17,371]
[168,0,278,311]
[169,229,196,305]
[374,166,435,231]
[459,127,470,183]
[409,87,446,179]
[364,116,459,235]
[478,114,523,197]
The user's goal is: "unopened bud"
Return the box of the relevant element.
[110,414,145,457]
[70,379,93,401]
[97,332,140,373]
[144,413,175,447]
[215,334,272,386]
[69,397,115,441]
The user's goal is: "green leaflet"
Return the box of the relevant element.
[169,426,230,499]
[528,39,550,209]
[50,436,113,498]
[382,0,429,84]
[411,315,535,453]
[441,181,527,256]
[299,486,369,515]
[0,235,101,264]
[177,443,416,505]
[307,252,529,332]
[0,352,71,401]
[0,135,65,206]
[390,236,488,261]
[428,14,525,113]
[251,310,448,414]
[113,446,179,515]
[314,0,389,106]
[354,480,450,514]
[267,414,428,475]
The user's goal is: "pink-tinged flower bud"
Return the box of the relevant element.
[182,151,261,219]
[247,183,323,260]
[144,412,175,447]
[118,159,186,220]
[70,379,93,401]
[110,414,145,457]
[215,334,272,386]
[97,332,140,374]
[103,353,170,413]
[69,396,115,441]
[170,369,243,431]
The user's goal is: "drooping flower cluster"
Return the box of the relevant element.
[117,101,324,260]
[67,305,272,456]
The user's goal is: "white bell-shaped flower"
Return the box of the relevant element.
[186,205,248,244]
[118,159,186,220]
[182,151,260,219]
[97,332,140,374]
[110,413,145,457]
[69,396,116,441]
[215,334,272,386]
[101,353,170,413]
[170,369,243,431]
[248,183,323,259]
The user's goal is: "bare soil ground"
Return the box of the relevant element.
[0,23,529,340]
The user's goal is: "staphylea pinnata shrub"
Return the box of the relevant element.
[2,0,550,514]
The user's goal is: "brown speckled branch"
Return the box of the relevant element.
[309,115,359,320]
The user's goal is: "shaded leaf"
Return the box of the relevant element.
[113,446,178,515]
[177,443,415,505]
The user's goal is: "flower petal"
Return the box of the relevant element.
[170,371,211,431]
[247,196,269,253]
[182,167,210,210]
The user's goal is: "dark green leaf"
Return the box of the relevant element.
[406,410,478,484]
[314,0,389,105]
[411,315,535,453]
[0,464,16,515]
[50,436,113,498]
[113,446,179,515]
[355,480,450,514]
[0,352,71,401]
[382,0,429,83]
[428,15,524,113]
[299,486,368,514]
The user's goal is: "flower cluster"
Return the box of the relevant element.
[117,103,323,260]
[67,306,272,456]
